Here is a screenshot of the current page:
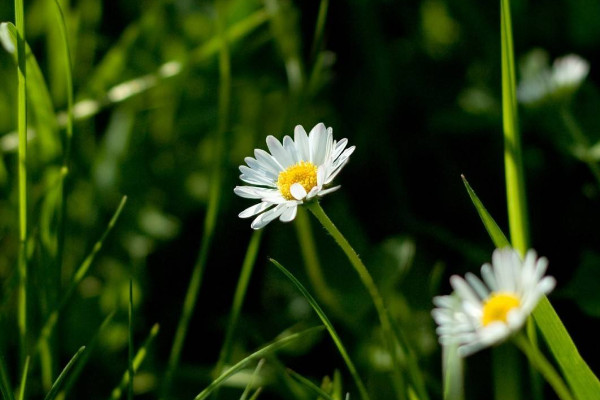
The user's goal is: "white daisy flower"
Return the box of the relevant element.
[432,248,556,357]
[517,53,589,105]
[234,123,355,230]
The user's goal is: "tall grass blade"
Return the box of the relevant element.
[161,5,232,397]
[442,344,463,400]
[13,0,28,369]
[193,326,324,400]
[35,196,128,351]
[43,346,85,400]
[269,258,370,400]
[461,175,510,248]
[286,369,335,400]
[110,323,160,400]
[128,281,134,400]
[17,357,29,400]
[215,230,263,377]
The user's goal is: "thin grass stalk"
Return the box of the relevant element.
[286,369,335,400]
[17,357,29,400]
[512,334,574,400]
[43,347,85,400]
[214,230,263,379]
[270,258,370,400]
[161,4,232,397]
[239,359,265,400]
[14,0,28,370]
[110,324,160,400]
[309,0,329,63]
[305,201,409,400]
[193,327,325,400]
[0,357,15,400]
[294,208,344,318]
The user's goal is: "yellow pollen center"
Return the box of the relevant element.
[481,292,521,326]
[277,162,318,200]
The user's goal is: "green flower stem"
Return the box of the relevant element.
[559,106,600,187]
[14,0,28,370]
[513,333,575,400]
[305,201,408,400]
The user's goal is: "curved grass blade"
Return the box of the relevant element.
[193,326,325,400]
[43,346,86,400]
[461,175,509,249]
[110,323,160,400]
[286,369,335,400]
[17,357,29,400]
[269,258,370,400]
[247,388,263,400]
[35,196,127,352]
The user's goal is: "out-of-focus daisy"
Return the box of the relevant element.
[518,51,589,105]
[432,248,556,357]
[234,123,355,229]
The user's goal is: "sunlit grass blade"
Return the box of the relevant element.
[0,357,16,400]
[269,258,370,400]
[110,323,160,400]
[309,0,329,61]
[43,346,85,400]
[35,196,127,352]
[461,175,509,248]
[17,356,29,400]
[442,344,463,400]
[193,326,324,400]
[286,369,335,400]
[500,0,528,256]
[214,230,263,378]
[161,5,232,397]
[239,359,265,400]
[247,388,263,400]
[0,22,61,161]
[55,312,115,400]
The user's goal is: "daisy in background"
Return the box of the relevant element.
[432,247,556,357]
[234,123,355,229]
[517,50,589,106]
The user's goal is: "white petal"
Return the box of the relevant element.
[305,186,320,200]
[279,205,298,222]
[239,166,277,187]
[480,263,497,291]
[294,125,311,161]
[331,138,348,160]
[308,123,327,164]
[317,185,341,197]
[255,149,284,174]
[290,183,307,200]
[245,156,277,179]
[250,204,287,229]
[239,202,274,218]
[465,272,488,299]
[234,186,278,199]
[537,276,556,295]
[450,276,481,307]
[267,135,294,168]
[317,165,326,186]
[283,135,300,163]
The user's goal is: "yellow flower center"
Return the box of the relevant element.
[481,292,521,326]
[277,162,318,200]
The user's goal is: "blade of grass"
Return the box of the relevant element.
[239,359,265,400]
[161,4,232,397]
[17,357,29,400]
[43,346,85,400]
[55,312,116,400]
[461,175,510,248]
[35,196,127,352]
[247,388,263,400]
[110,323,160,400]
[462,178,600,398]
[269,258,370,400]
[214,230,263,377]
[13,0,28,370]
[193,326,325,400]
[0,357,16,400]
[442,344,463,400]
[286,369,335,400]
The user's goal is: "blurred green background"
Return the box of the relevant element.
[0,0,599,398]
